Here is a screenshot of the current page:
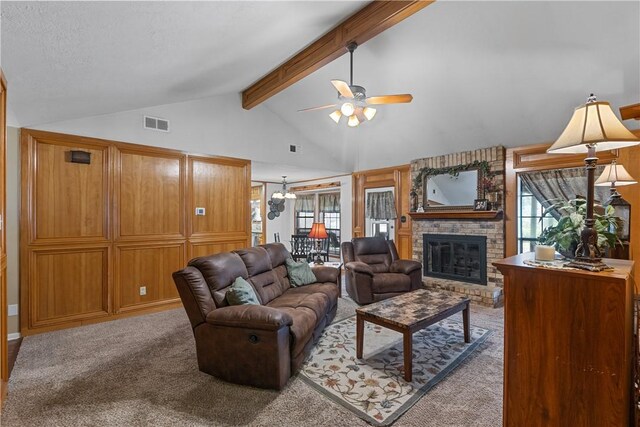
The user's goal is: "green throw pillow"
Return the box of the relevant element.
[285,257,317,287]
[226,277,260,305]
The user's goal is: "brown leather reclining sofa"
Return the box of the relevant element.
[342,237,422,305]
[172,243,340,390]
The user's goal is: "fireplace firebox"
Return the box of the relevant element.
[423,234,487,285]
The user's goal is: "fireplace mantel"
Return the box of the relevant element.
[409,210,503,220]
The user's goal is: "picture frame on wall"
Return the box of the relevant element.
[474,199,488,211]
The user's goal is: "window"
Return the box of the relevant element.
[295,210,314,234]
[517,178,558,253]
[294,191,341,257]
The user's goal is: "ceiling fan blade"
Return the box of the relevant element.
[355,107,366,123]
[366,94,413,105]
[331,80,354,98]
[297,104,337,112]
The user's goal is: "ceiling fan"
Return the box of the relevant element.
[298,42,413,127]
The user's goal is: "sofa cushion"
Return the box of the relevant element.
[226,277,260,306]
[371,273,411,293]
[236,247,288,304]
[189,252,249,307]
[285,258,317,287]
[235,247,273,276]
[267,287,335,357]
[284,283,339,305]
[261,243,290,268]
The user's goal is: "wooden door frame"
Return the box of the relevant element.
[0,68,7,406]
[504,143,618,257]
[352,164,413,259]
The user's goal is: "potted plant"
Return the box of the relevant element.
[537,198,622,259]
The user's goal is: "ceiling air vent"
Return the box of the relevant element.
[143,115,170,132]
[289,144,301,153]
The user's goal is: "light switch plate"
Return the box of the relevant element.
[195,207,206,216]
[140,286,147,296]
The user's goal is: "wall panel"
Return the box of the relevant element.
[188,239,248,259]
[30,246,109,326]
[115,243,184,311]
[33,139,109,243]
[20,129,251,335]
[190,157,250,239]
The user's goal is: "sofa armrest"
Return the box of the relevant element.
[311,265,340,283]
[206,305,293,331]
[390,259,422,275]
[345,261,374,277]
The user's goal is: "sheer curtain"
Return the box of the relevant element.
[319,193,340,213]
[294,194,315,212]
[366,191,397,219]
[520,166,608,218]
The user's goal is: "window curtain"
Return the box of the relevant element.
[366,191,397,219]
[319,193,340,213]
[294,194,315,212]
[520,166,609,219]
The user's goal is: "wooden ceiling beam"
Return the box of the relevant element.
[620,103,640,120]
[241,1,434,110]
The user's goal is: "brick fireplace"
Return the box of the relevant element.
[410,146,505,307]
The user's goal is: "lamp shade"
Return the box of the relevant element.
[308,222,328,239]
[547,100,640,154]
[595,161,638,187]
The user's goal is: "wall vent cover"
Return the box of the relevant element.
[144,116,170,132]
[289,144,301,153]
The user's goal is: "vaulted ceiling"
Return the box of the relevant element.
[2,1,638,181]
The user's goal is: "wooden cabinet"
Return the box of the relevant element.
[494,253,634,426]
[21,130,251,335]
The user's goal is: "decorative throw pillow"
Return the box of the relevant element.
[226,277,260,306]
[285,257,317,287]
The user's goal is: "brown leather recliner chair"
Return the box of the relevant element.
[342,237,423,305]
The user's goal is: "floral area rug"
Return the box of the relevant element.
[299,316,491,426]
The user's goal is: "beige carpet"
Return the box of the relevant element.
[0,297,503,426]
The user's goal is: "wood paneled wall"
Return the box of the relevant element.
[0,69,8,405]
[20,129,251,335]
[352,165,412,259]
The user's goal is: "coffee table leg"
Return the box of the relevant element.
[463,303,470,343]
[356,314,364,359]
[403,330,412,382]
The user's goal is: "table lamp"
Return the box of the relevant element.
[547,94,640,271]
[595,160,637,242]
[307,222,328,265]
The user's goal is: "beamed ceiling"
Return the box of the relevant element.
[2,1,639,180]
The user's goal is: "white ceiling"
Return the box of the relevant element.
[0,0,366,126]
[2,1,639,181]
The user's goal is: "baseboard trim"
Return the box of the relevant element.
[8,333,22,341]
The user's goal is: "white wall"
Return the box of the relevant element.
[30,93,349,173]
[264,182,295,248]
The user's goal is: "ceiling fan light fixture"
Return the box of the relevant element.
[329,110,342,123]
[347,115,360,127]
[341,102,355,116]
[363,107,377,121]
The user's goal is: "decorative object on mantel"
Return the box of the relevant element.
[595,160,637,242]
[409,187,418,212]
[473,199,488,211]
[298,42,413,128]
[538,198,621,260]
[547,93,640,271]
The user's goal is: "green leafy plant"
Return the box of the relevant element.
[537,198,622,258]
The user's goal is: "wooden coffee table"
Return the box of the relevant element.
[356,288,471,382]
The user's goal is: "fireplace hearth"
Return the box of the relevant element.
[423,234,487,286]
